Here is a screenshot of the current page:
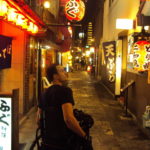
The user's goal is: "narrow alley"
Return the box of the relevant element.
[19,71,150,150]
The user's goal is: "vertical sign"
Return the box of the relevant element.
[0,97,12,150]
[0,35,12,69]
[103,41,116,82]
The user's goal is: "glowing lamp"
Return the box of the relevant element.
[16,14,24,25]
[90,47,95,53]
[79,32,84,39]
[21,19,28,29]
[0,0,8,16]
[28,22,34,32]
[43,1,50,8]
[65,0,85,22]
[116,19,133,29]
[86,51,90,56]
[133,40,150,72]
[0,0,39,34]
[7,8,17,22]
[87,65,91,72]
[33,25,38,33]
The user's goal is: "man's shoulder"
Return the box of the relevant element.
[61,86,72,92]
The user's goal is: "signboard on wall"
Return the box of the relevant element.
[102,41,116,82]
[0,97,12,150]
[0,35,12,69]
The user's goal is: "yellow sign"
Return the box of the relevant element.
[0,0,38,34]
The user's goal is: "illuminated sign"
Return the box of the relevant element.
[0,0,38,34]
[116,19,133,30]
[133,40,150,71]
[0,97,12,150]
[65,0,85,22]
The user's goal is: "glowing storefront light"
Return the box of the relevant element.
[16,14,24,26]
[115,40,122,95]
[0,0,39,34]
[116,19,133,30]
[7,8,17,22]
[86,51,90,56]
[0,0,7,16]
[90,47,95,53]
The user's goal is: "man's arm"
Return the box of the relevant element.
[62,103,86,138]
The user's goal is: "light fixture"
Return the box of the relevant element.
[116,19,133,29]
[86,51,90,56]
[79,32,84,39]
[90,47,95,53]
[115,40,122,95]
[43,1,50,9]
[44,45,51,49]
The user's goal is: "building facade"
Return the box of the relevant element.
[0,0,61,119]
[97,0,150,129]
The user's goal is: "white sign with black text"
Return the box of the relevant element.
[0,97,12,150]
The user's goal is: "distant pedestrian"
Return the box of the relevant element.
[37,64,86,150]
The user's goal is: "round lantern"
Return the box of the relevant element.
[133,40,150,72]
[65,0,85,22]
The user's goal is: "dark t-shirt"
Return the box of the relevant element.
[39,85,74,147]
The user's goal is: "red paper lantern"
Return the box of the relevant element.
[133,40,150,71]
[65,0,85,22]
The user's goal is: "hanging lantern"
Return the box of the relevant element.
[133,40,150,72]
[65,0,85,22]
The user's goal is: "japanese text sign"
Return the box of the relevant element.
[0,97,12,150]
[0,0,38,34]
[103,41,116,82]
[65,0,85,22]
[0,35,12,69]
[133,41,150,71]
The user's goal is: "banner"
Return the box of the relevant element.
[0,35,12,69]
[102,41,116,82]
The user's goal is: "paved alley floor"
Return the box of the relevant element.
[19,71,150,150]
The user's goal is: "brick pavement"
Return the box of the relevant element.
[19,71,150,150]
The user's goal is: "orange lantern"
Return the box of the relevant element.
[133,40,150,71]
[65,0,85,22]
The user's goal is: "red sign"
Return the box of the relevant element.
[0,0,39,34]
[65,0,85,22]
[133,40,150,71]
